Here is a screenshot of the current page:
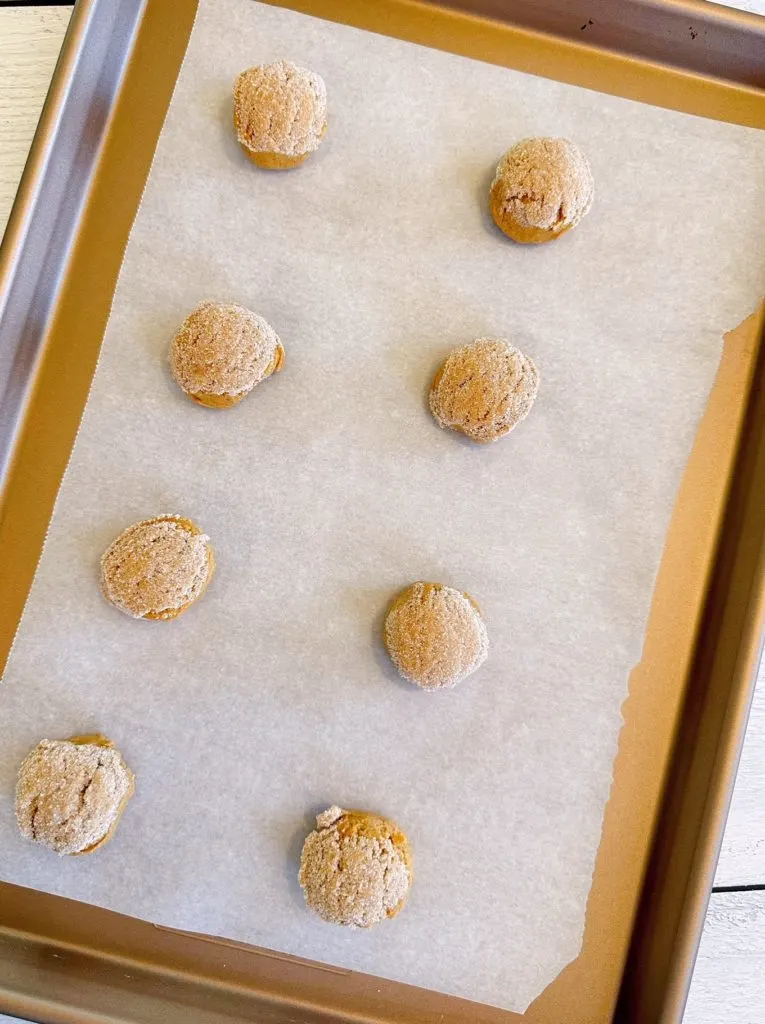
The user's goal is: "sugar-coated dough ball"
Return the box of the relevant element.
[429,338,539,444]
[490,137,593,244]
[15,736,134,855]
[299,806,413,927]
[100,515,214,620]
[171,301,284,409]
[234,61,327,169]
[384,582,489,690]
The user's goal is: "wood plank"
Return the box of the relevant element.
[684,892,765,1024]
[716,660,765,887]
[714,0,765,12]
[0,6,72,240]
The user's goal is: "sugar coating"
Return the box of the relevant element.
[234,61,327,157]
[384,582,489,690]
[491,137,594,233]
[430,338,539,444]
[15,738,134,856]
[171,301,282,401]
[298,806,412,928]
[100,515,213,620]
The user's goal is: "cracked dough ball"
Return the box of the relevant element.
[171,301,284,409]
[384,581,489,690]
[299,806,412,928]
[490,137,594,244]
[15,736,134,856]
[100,515,214,621]
[234,60,328,169]
[430,338,539,444]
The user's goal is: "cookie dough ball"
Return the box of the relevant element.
[299,806,412,928]
[234,61,327,169]
[490,137,593,244]
[100,515,214,621]
[15,735,134,856]
[170,301,284,409]
[429,338,539,444]
[384,582,489,690]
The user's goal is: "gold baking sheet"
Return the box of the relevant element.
[0,1,763,1021]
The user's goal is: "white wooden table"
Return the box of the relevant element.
[0,6,763,1022]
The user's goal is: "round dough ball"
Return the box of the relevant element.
[383,581,489,690]
[429,338,539,444]
[234,60,327,169]
[15,735,134,856]
[170,301,284,409]
[100,515,214,621]
[298,806,412,928]
[490,137,593,244]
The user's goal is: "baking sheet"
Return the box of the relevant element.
[1,0,765,1013]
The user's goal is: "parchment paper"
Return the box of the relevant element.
[1,0,765,1012]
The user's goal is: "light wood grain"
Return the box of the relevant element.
[684,892,765,1024]
[715,0,765,12]
[0,6,763,1024]
[0,6,72,240]
[716,664,765,887]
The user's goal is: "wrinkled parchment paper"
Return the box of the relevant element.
[2,0,765,1012]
